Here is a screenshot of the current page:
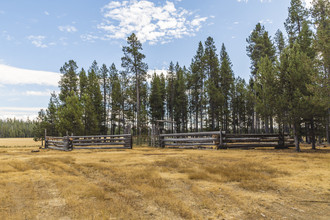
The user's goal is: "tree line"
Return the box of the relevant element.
[34,0,329,151]
[0,118,36,138]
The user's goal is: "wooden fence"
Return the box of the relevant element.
[159,131,294,149]
[45,134,133,151]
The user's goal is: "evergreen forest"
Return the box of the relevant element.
[33,0,329,151]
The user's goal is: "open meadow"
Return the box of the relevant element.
[0,138,329,219]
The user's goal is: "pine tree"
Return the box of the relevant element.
[109,64,122,134]
[121,33,148,140]
[278,43,313,151]
[190,42,205,131]
[274,29,286,56]
[311,0,330,143]
[59,60,79,103]
[219,43,234,132]
[173,64,188,132]
[284,0,308,45]
[57,91,84,136]
[100,64,109,134]
[85,62,104,135]
[204,37,221,130]
[255,56,277,133]
[149,73,165,123]
[166,62,176,131]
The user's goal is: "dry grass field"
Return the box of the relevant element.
[0,138,329,219]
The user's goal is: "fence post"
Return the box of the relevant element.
[44,129,48,149]
[276,132,285,149]
[159,135,165,148]
[218,130,225,149]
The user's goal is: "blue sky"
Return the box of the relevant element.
[0,0,312,120]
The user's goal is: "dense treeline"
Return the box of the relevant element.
[34,0,329,151]
[0,119,35,138]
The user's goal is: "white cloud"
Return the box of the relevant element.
[302,0,312,8]
[27,35,48,48]
[97,1,208,45]
[24,90,52,96]
[259,19,273,24]
[0,64,60,86]
[147,69,168,82]
[44,11,50,16]
[0,107,43,120]
[58,25,78,33]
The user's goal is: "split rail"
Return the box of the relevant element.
[159,131,294,149]
[45,134,133,151]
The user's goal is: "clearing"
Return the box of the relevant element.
[0,138,329,219]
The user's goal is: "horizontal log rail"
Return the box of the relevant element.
[45,134,132,151]
[159,131,293,150]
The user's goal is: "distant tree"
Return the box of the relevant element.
[100,64,109,134]
[284,0,308,45]
[166,61,176,131]
[190,42,205,131]
[121,33,148,140]
[59,60,79,103]
[204,36,221,130]
[219,43,234,131]
[310,0,330,143]
[57,91,84,136]
[255,56,277,133]
[277,43,313,151]
[274,29,286,56]
[173,64,188,132]
[149,72,165,123]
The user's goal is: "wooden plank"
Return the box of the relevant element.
[165,143,216,146]
[73,147,131,150]
[225,138,279,143]
[72,138,125,143]
[163,138,218,142]
[71,134,131,138]
[160,131,224,137]
[47,140,65,144]
[46,136,63,140]
[225,143,278,148]
[225,134,279,138]
[73,142,125,146]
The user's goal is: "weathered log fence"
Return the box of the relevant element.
[159,131,294,149]
[45,134,133,151]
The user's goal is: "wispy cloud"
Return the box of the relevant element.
[58,25,77,33]
[97,1,208,45]
[44,11,50,16]
[0,64,60,86]
[27,35,48,48]
[24,90,53,96]
[0,107,43,120]
[259,19,273,24]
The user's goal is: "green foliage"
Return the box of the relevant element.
[59,60,79,103]
[0,118,36,138]
[284,0,309,44]
[57,92,84,136]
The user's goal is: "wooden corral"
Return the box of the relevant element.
[159,131,294,149]
[45,134,133,151]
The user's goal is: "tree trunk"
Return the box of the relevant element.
[265,117,269,134]
[311,118,316,150]
[327,108,330,144]
[270,116,274,133]
[293,123,300,152]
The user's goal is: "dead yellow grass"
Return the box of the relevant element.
[0,138,41,147]
[0,141,329,219]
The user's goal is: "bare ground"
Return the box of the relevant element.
[0,138,329,219]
